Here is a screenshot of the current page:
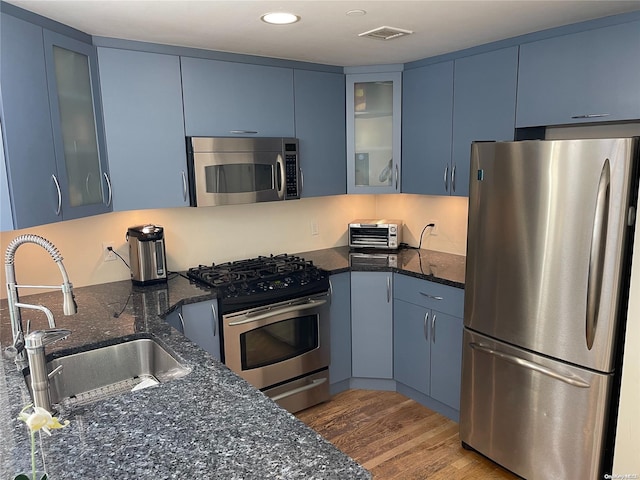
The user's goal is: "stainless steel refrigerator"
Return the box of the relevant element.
[460,138,639,480]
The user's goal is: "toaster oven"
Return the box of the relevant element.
[349,219,403,250]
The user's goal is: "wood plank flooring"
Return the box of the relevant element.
[296,389,518,479]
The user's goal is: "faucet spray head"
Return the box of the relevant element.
[62,283,77,315]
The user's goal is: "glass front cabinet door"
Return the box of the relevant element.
[346,72,402,194]
[43,29,112,220]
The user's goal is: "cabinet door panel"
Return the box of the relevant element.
[430,311,463,410]
[329,273,351,384]
[351,272,393,378]
[346,72,402,194]
[402,61,454,195]
[1,13,59,228]
[98,48,188,210]
[181,57,294,137]
[43,29,111,220]
[181,300,221,360]
[294,69,346,197]
[394,300,430,395]
[452,46,518,197]
[516,20,640,127]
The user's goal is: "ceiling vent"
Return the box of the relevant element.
[358,26,413,41]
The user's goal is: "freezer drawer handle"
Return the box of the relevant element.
[270,378,327,402]
[469,343,591,388]
[586,159,610,350]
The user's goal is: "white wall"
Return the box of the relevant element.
[0,193,467,298]
[613,205,640,475]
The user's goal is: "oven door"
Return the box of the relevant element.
[222,292,330,390]
[192,151,286,206]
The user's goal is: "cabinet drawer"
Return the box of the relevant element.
[393,273,464,317]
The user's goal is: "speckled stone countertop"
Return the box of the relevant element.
[296,246,465,289]
[0,246,464,478]
[0,275,371,479]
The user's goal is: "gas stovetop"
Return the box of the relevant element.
[187,254,329,312]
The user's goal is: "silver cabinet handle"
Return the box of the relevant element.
[270,378,327,402]
[571,113,610,119]
[432,313,436,343]
[443,165,449,193]
[230,130,258,135]
[386,276,391,303]
[451,164,457,193]
[394,164,399,190]
[181,170,188,202]
[329,278,333,305]
[470,342,590,388]
[210,303,218,337]
[177,312,185,333]
[103,172,112,207]
[51,174,62,216]
[586,159,610,350]
[423,311,429,341]
[419,292,443,300]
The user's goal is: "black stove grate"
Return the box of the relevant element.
[186,254,329,312]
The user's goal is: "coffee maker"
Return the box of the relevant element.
[126,225,168,285]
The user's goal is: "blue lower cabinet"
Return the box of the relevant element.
[165,300,221,361]
[351,272,393,379]
[394,300,430,395]
[329,273,351,388]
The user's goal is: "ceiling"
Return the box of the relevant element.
[7,0,640,66]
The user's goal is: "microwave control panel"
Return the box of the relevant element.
[284,141,300,199]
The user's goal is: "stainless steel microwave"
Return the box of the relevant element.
[186,137,300,207]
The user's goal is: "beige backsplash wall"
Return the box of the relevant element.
[0,194,469,299]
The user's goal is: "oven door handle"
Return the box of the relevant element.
[228,299,328,325]
[270,378,327,402]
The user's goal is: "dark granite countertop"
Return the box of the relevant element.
[1,246,463,478]
[0,274,370,479]
[296,246,465,289]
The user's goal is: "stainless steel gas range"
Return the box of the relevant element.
[186,254,330,413]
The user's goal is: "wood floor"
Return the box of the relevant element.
[296,389,518,479]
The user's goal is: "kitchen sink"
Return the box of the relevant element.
[24,337,191,408]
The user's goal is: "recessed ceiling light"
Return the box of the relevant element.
[346,9,367,16]
[261,12,300,25]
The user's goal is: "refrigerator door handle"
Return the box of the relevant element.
[469,342,591,388]
[586,159,611,350]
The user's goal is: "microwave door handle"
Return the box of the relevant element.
[275,154,285,199]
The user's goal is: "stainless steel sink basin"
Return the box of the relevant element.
[24,337,191,407]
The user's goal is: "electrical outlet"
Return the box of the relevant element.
[428,220,439,236]
[103,242,117,262]
[310,221,319,236]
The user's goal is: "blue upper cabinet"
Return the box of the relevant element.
[346,72,402,194]
[0,123,14,231]
[98,48,189,211]
[181,57,295,137]
[516,20,640,127]
[402,61,454,196]
[452,46,518,197]
[294,69,346,197]
[1,13,60,229]
[43,29,112,221]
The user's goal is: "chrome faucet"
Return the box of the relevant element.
[25,329,71,412]
[5,234,77,367]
